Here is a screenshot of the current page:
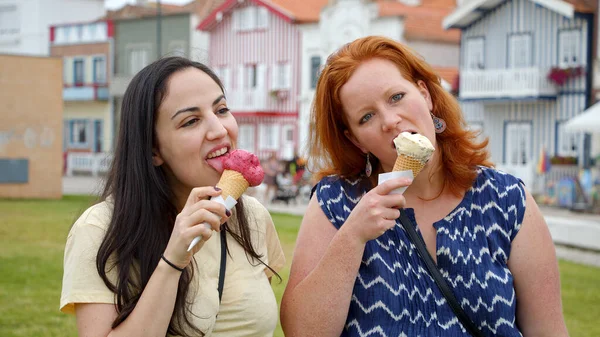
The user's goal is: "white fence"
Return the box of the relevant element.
[66,152,112,176]
[460,68,557,99]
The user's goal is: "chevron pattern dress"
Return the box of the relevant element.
[315,167,526,337]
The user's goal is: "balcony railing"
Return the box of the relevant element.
[66,152,112,176]
[460,67,558,100]
[228,89,270,112]
[63,84,109,101]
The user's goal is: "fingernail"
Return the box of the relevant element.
[214,186,221,191]
[225,209,231,217]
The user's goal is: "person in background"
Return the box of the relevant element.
[60,56,285,337]
[263,153,280,203]
[281,36,567,336]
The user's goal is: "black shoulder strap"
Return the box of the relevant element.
[399,210,485,337]
[218,229,227,303]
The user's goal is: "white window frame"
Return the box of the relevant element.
[271,63,291,90]
[0,5,19,37]
[93,56,107,84]
[556,120,579,157]
[69,119,89,147]
[257,7,269,29]
[465,37,485,70]
[505,122,532,165]
[234,6,266,31]
[73,58,85,86]
[245,64,258,89]
[127,44,151,75]
[509,33,532,68]
[259,124,280,150]
[558,29,581,68]
[238,124,255,153]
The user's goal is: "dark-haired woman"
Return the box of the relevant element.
[60,57,284,337]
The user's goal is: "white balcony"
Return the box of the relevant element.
[228,89,269,112]
[459,68,558,101]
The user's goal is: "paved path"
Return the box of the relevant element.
[64,175,600,267]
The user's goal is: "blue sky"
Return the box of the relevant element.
[105,0,192,10]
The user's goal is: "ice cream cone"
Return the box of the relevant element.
[216,170,250,200]
[393,154,426,178]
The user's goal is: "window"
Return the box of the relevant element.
[238,124,255,152]
[465,37,484,69]
[271,63,291,90]
[245,64,257,89]
[310,56,321,89]
[559,29,581,68]
[505,122,531,165]
[128,47,150,75]
[509,33,532,68]
[556,120,579,157]
[259,124,280,150]
[93,57,106,84]
[73,59,85,86]
[55,27,67,44]
[0,5,19,36]
[257,7,269,29]
[233,6,267,31]
[215,66,230,90]
[70,120,89,146]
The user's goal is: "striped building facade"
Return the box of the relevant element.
[445,0,594,189]
[200,0,302,161]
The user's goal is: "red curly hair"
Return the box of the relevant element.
[309,36,492,196]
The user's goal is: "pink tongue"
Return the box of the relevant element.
[206,157,225,173]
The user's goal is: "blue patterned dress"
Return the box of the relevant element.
[315,167,526,336]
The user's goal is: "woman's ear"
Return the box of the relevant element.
[344,129,368,153]
[417,80,433,111]
[152,149,164,167]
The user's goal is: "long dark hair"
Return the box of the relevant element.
[96,57,273,336]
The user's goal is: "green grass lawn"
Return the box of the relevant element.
[1,196,599,337]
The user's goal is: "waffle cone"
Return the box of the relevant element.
[393,154,425,178]
[216,170,249,200]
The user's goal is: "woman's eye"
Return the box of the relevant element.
[391,93,404,103]
[360,113,373,124]
[182,118,199,127]
[216,107,230,115]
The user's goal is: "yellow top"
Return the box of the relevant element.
[60,196,285,336]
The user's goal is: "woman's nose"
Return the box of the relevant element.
[206,115,227,140]
[381,110,402,132]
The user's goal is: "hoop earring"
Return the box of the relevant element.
[365,153,372,177]
[431,112,446,134]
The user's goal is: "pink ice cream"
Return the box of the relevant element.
[221,149,265,186]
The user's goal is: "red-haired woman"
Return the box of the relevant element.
[280,36,567,337]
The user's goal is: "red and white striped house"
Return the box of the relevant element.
[198,0,324,161]
[199,0,460,161]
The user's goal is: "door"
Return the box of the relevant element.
[281,124,295,160]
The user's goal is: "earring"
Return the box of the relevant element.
[431,112,446,134]
[365,153,372,177]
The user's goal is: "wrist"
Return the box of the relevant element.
[160,254,185,273]
[338,223,368,247]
